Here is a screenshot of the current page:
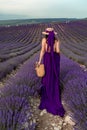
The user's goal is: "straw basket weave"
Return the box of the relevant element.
[35,63,45,77]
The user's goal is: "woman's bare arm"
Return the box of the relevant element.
[38,38,46,64]
[55,40,60,53]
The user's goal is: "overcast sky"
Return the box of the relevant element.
[0,0,87,20]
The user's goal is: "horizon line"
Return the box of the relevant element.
[0,17,86,21]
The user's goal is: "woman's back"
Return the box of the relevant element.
[43,38,60,53]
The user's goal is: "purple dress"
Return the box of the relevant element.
[38,31,65,117]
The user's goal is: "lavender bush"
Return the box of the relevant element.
[0,94,33,130]
[60,54,87,130]
[0,52,41,130]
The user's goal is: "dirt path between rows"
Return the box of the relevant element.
[29,96,75,130]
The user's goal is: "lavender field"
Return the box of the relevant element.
[0,19,87,130]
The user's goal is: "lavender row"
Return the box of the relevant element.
[0,42,40,61]
[2,51,41,96]
[0,24,42,47]
[53,22,87,66]
[0,51,41,130]
[0,45,40,80]
[60,53,87,130]
[60,44,87,67]
[0,25,41,54]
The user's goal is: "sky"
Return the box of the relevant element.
[0,0,87,20]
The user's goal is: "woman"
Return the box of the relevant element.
[37,28,65,117]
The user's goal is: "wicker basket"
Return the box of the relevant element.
[35,63,45,77]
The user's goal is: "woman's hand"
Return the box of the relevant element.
[35,61,41,67]
[38,61,41,66]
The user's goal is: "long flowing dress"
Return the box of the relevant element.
[38,32,65,117]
